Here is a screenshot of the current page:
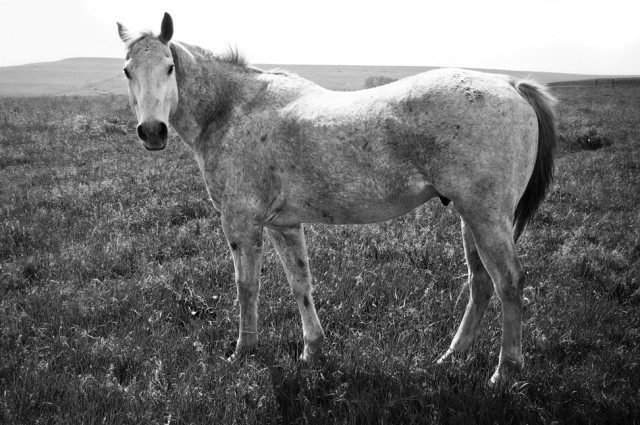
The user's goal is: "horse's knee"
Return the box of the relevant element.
[237,278,259,293]
[236,279,260,309]
[291,281,312,301]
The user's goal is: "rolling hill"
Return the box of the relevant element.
[0,57,636,97]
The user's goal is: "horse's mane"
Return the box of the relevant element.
[173,40,263,74]
[217,46,249,67]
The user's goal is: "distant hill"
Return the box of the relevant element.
[0,57,637,97]
[548,77,640,87]
[0,58,126,97]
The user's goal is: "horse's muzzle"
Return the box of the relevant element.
[137,120,168,150]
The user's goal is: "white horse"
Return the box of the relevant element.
[117,13,556,384]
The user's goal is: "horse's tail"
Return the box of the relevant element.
[510,79,557,242]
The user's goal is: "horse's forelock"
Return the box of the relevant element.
[121,31,151,49]
[124,32,170,60]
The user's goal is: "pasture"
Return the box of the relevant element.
[0,80,639,423]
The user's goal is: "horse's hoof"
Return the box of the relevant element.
[299,350,318,362]
[227,346,257,363]
[489,359,523,385]
[436,349,454,365]
[299,343,324,363]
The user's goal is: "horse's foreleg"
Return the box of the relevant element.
[267,225,325,360]
[438,218,494,363]
[222,216,264,359]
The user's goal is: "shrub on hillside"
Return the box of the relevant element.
[364,75,398,89]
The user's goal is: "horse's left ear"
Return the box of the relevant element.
[159,12,173,44]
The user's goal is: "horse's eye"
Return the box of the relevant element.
[123,68,131,79]
[168,64,174,75]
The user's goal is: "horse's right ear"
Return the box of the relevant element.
[117,22,131,43]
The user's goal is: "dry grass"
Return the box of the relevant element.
[1,83,639,424]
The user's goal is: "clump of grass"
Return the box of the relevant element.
[560,126,613,151]
[162,279,217,324]
[102,117,130,135]
[69,114,132,137]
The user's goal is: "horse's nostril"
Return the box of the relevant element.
[159,122,168,140]
[137,125,148,141]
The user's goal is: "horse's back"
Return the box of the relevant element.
[280,67,538,198]
[289,68,527,119]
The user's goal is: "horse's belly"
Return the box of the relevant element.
[319,187,439,224]
[272,177,440,226]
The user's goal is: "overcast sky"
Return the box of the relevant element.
[2,0,639,75]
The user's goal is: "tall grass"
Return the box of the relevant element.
[1,84,639,424]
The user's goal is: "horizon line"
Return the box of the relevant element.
[2,56,640,78]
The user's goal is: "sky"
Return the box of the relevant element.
[2,0,640,75]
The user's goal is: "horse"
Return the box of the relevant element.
[117,13,556,384]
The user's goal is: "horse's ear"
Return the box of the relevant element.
[117,22,131,43]
[159,12,173,44]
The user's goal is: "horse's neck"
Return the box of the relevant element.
[169,42,251,148]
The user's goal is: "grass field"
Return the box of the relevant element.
[1,81,639,424]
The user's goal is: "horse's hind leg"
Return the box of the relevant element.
[267,225,325,360]
[438,218,494,363]
[461,213,525,384]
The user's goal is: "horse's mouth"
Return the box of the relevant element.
[143,139,167,151]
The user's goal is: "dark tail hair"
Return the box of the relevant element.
[510,79,557,242]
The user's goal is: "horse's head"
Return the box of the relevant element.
[117,13,177,150]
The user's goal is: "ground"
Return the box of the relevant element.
[0,81,639,424]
